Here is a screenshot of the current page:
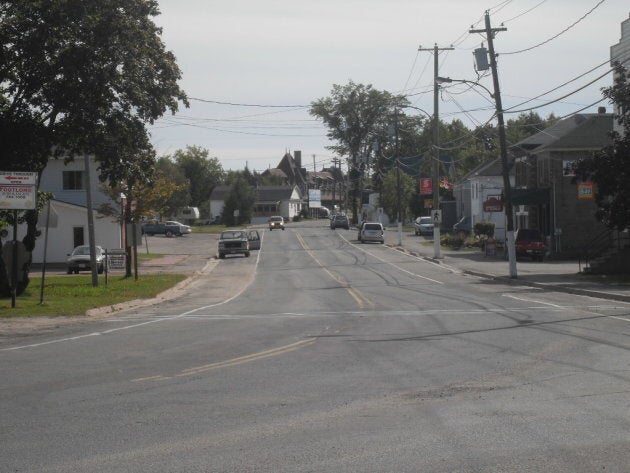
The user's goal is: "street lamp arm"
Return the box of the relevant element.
[436,76,495,99]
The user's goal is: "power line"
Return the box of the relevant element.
[499,0,548,24]
[189,97,309,108]
[502,0,607,55]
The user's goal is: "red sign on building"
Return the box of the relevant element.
[420,178,432,195]
[483,197,503,212]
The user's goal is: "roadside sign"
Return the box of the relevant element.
[0,171,38,210]
[432,209,442,224]
[0,172,38,185]
[106,249,127,271]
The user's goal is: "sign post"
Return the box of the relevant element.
[0,171,38,308]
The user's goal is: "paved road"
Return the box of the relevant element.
[2,220,630,472]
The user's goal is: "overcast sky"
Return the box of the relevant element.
[149,0,629,173]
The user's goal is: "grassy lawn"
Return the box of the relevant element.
[0,273,187,317]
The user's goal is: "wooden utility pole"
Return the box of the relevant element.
[419,43,453,259]
[470,12,517,278]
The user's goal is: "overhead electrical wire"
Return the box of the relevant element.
[502,0,607,55]
[499,0,548,24]
[189,97,309,108]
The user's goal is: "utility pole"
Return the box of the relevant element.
[470,12,517,278]
[419,43,453,259]
[394,108,402,245]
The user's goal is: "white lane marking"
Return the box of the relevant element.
[337,233,444,284]
[503,293,565,308]
[2,235,266,352]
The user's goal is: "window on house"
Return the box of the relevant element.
[63,171,84,190]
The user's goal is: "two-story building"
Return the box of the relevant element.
[511,110,613,257]
[18,155,122,264]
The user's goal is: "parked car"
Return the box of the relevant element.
[66,245,105,274]
[515,228,546,261]
[330,214,350,230]
[414,216,434,236]
[141,221,184,237]
[166,220,192,234]
[218,230,250,259]
[359,222,385,244]
[268,216,285,231]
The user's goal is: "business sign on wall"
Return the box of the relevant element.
[420,178,432,195]
[577,181,594,200]
[0,172,38,210]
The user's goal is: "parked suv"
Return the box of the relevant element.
[515,228,546,261]
[330,214,350,230]
[359,222,385,244]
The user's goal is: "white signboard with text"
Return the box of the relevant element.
[0,171,38,210]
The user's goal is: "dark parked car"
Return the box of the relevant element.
[66,245,105,274]
[515,228,547,261]
[330,214,350,230]
[452,216,471,236]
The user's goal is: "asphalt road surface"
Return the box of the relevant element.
[2,221,630,472]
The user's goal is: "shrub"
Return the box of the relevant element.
[474,221,495,239]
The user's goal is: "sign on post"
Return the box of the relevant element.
[0,172,38,210]
[432,209,442,224]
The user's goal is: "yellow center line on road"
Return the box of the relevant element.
[295,232,373,309]
[131,338,316,382]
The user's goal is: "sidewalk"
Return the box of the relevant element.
[385,228,630,303]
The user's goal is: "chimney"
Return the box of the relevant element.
[598,107,606,114]
[294,150,302,168]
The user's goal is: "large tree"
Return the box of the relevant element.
[172,146,224,213]
[0,0,187,295]
[311,82,403,223]
[575,64,630,231]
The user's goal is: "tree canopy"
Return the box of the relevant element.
[0,0,188,296]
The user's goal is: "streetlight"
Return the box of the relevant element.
[436,74,517,278]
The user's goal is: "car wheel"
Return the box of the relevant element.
[165,230,173,237]
[282,228,285,230]
[97,264,104,274]
[245,252,250,257]
[219,253,225,259]
[67,268,72,274]
[74,270,79,274]
[269,228,273,231]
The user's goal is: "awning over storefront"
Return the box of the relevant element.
[511,188,550,206]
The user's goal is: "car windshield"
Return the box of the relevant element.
[419,217,432,224]
[335,215,347,221]
[221,231,246,239]
[270,217,282,222]
[364,224,381,230]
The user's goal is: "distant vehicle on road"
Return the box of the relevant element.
[268,216,285,231]
[414,216,434,236]
[66,245,105,274]
[330,214,350,230]
[141,221,184,237]
[218,230,250,259]
[359,222,385,244]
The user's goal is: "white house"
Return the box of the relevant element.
[17,155,122,264]
[453,158,514,241]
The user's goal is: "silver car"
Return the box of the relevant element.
[359,222,385,244]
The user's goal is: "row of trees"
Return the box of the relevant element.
[309,81,559,224]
